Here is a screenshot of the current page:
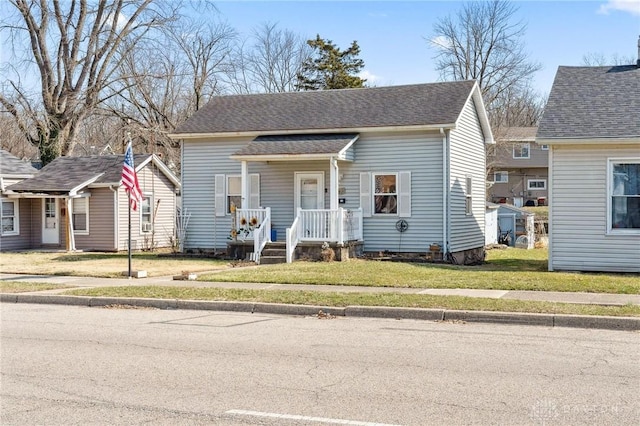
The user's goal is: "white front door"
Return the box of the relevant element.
[295,172,324,211]
[42,198,60,244]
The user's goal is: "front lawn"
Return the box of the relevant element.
[198,249,640,294]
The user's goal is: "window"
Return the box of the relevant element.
[540,145,549,151]
[72,198,89,234]
[527,179,547,190]
[227,176,241,214]
[513,143,530,159]
[610,161,640,231]
[1,199,18,236]
[493,171,509,183]
[373,174,397,214]
[465,176,473,215]
[141,193,153,232]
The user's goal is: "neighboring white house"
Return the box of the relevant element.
[537,60,640,272]
[170,81,494,264]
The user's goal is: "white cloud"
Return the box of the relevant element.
[429,36,452,50]
[598,0,640,16]
[359,70,381,83]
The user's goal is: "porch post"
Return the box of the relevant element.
[329,157,338,210]
[241,160,249,209]
[66,197,76,251]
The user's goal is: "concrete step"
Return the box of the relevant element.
[260,256,287,265]
[262,248,286,257]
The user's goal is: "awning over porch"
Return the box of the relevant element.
[230,133,359,161]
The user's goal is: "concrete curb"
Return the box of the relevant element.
[2,294,639,331]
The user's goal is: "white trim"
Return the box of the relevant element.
[606,157,640,235]
[230,153,355,162]
[536,137,640,145]
[548,148,554,271]
[465,175,473,216]
[295,172,325,212]
[42,197,60,244]
[493,171,509,183]
[527,179,547,190]
[69,173,104,196]
[71,197,89,235]
[226,175,242,215]
[372,172,399,216]
[140,192,153,234]
[460,82,495,144]
[513,143,531,159]
[540,145,549,150]
[1,198,19,236]
[169,123,458,141]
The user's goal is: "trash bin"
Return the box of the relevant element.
[271,229,277,241]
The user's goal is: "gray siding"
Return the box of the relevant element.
[182,132,445,253]
[117,163,177,251]
[0,198,34,251]
[448,97,487,253]
[550,145,640,272]
[343,132,444,252]
[74,188,115,251]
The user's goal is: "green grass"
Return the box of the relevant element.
[0,282,72,293]
[64,286,640,317]
[522,206,549,220]
[198,249,640,294]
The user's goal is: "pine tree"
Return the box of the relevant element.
[295,35,366,90]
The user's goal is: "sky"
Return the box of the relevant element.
[213,0,640,96]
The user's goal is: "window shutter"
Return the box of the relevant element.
[360,172,371,217]
[249,174,260,208]
[398,171,411,217]
[214,174,226,217]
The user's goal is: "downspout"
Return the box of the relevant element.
[110,185,118,251]
[441,128,449,256]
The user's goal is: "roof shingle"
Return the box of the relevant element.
[0,149,38,176]
[233,133,359,157]
[537,65,640,140]
[7,154,151,193]
[173,81,477,135]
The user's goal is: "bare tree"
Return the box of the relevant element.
[582,52,635,66]
[429,0,541,111]
[227,22,311,94]
[0,0,182,165]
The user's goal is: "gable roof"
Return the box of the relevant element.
[171,81,492,142]
[537,65,640,143]
[0,149,38,177]
[6,154,179,194]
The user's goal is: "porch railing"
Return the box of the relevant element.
[235,207,270,263]
[286,207,363,263]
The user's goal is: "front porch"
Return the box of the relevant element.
[229,207,364,264]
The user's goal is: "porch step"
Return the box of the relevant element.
[259,242,287,265]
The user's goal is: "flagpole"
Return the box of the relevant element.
[128,191,132,279]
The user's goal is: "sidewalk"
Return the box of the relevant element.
[2,273,639,331]
[2,272,639,306]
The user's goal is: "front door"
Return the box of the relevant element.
[42,198,60,244]
[295,172,324,211]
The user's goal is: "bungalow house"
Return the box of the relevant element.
[537,59,640,272]
[1,149,38,250]
[488,127,548,207]
[1,153,180,252]
[170,81,494,264]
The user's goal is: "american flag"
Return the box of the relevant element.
[121,141,144,211]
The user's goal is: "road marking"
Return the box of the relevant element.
[225,409,402,426]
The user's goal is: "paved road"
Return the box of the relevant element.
[1,304,639,425]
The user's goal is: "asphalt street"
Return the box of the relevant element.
[1,303,638,425]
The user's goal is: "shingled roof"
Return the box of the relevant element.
[0,149,38,176]
[232,133,359,158]
[537,65,640,141]
[172,81,479,135]
[7,154,151,193]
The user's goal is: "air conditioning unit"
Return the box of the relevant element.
[142,223,153,232]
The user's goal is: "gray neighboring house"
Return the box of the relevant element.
[170,81,494,264]
[1,149,38,250]
[537,62,640,273]
[2,154,180,252]
[488,127,549,207]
